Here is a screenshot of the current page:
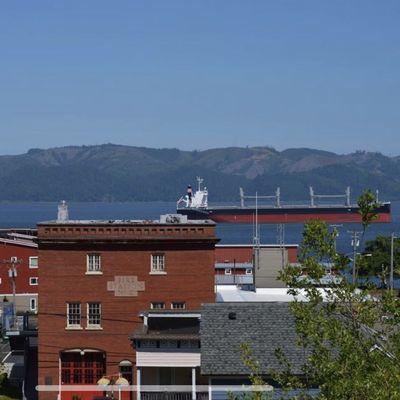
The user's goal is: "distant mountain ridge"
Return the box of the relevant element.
[0,144,399,202]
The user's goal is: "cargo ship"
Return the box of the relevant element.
[176,178,391,224]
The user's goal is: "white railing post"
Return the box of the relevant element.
[136,367,141,400]
[192,367,196,400]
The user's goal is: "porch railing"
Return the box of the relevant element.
[141,392,208,400]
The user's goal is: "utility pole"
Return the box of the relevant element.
[330,224,343,254]
[348,231,361,285]
[253,193,260,290]
[390,232,397,291]
[1,257,22,329]
[277,224,285,269]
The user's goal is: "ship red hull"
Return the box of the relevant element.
[209,212,391,224]
[178,202,391,224]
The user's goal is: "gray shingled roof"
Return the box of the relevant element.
[200,303,307,376]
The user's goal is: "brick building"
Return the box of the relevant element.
[215,244,298,287]
[37,215,218,400]
[0,233,38,315]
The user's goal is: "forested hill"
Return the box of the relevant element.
[1,144,400,202]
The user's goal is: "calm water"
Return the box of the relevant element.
[0,200,400,254]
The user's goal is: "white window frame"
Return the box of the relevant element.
[245,268,253,275]
[171,302,186,310]
[29,277,38,286]
[87,302,102,329]
[150,254,166,274]
[67,302,82,328]
[30,298,37,312]
[86,253,102,274]
[29,256,38,269]
[150,302,165,310]
[225,268,232,275]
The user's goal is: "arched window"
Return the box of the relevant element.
[119,360,133,384]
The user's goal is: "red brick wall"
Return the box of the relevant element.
[215,247,253,263]
[38,224,217,400]
[215,245,298,264]
[0,242,38,296]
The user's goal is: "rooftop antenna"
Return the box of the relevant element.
[57,200,69,222]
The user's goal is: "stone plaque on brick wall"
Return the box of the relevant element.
[107,276,145,297]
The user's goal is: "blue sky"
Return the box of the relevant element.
[0,1,399,155]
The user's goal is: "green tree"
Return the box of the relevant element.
[358,235,400,287]
[274,190,400,400]
[357,189,380,234]
[229,344,273,400]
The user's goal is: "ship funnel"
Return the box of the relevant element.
[57,200,69,222]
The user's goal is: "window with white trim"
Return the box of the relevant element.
[87,254,101,273]
[225,268,232,275]
[246,268,253,275]
[150,302,165,310]
[171,302,186,310]
[87,303,101,328]
[30,298,37,312]
[87,303,101,327]
[67,303,81,327]
[29,256,38,269]
[29,277,38,285]
[151,254,165,273]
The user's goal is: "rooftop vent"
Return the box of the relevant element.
[228,312,237,320]
[160,214,188,224]
[57,200,69,222]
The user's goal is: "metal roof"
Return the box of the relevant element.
[0,238,38,248]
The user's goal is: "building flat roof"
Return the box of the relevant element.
[216,243,298,248]
[216,286,331,302]
[38,219,214,226]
